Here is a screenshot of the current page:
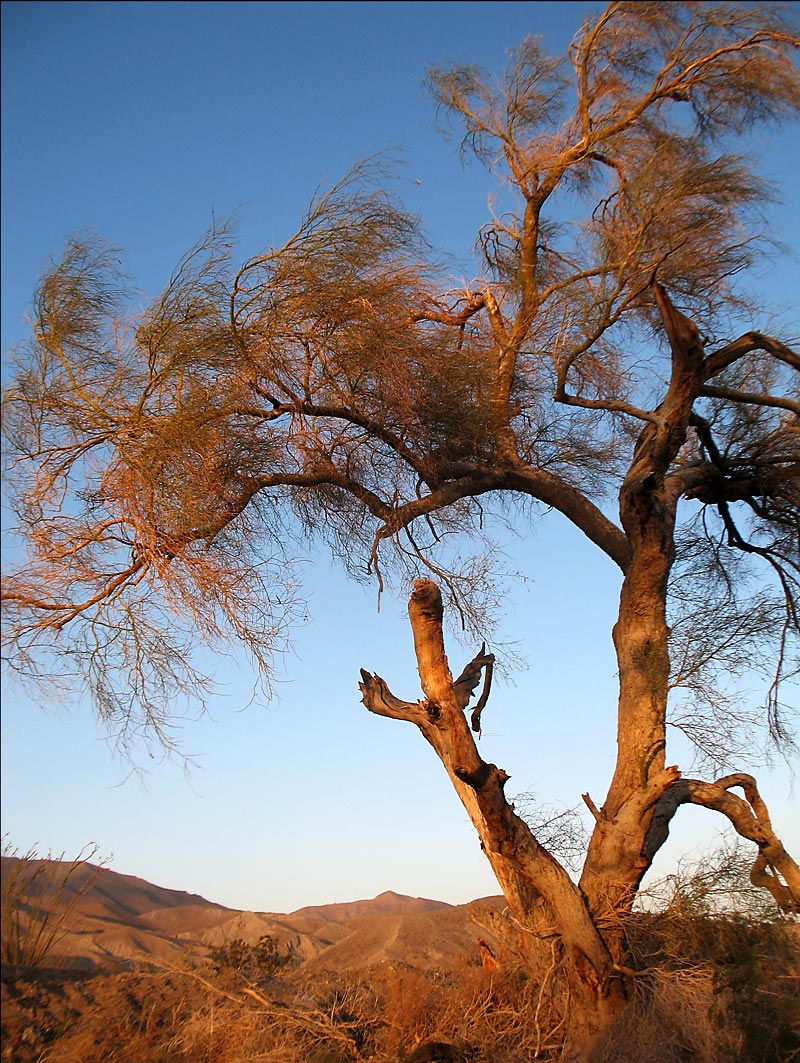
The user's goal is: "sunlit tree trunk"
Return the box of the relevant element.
[361,579,632,1060]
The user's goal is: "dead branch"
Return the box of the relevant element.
[358,670,426,725]
[452,642,495,733]
[646,772,800,913]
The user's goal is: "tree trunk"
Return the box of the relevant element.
[360,579,633,1061]
[358,566,798,1059]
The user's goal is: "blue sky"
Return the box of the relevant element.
[1,1,798,914]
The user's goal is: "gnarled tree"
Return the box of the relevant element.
[2,4,799,1059]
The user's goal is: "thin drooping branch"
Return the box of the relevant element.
[246,391,429,480]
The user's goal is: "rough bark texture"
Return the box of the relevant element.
[361,579,627,1058]
[361,573,799,1060]
[359,283,799,1057]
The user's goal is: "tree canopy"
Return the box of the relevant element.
[2,4,799,1058]
[4,3,798,751]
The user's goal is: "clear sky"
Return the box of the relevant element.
[1,1,798,915]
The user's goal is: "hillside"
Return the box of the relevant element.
[0,857,502,973]
[3,859,798,1063]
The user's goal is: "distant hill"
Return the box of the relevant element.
[0,858,503,973]
[291,889,451,922]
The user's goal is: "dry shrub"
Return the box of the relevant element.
[375,965,452,1052]
[163,964,376,1062]
[603,843,800,1063]
[597,964,720,1063]
[597,917,800,1063]
[11,972,195,1063]
[167,913,797,1063]
[6,850,797,1063]
[1,839,105,967]
[304,960,565,1062]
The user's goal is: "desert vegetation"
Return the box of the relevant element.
[2,3,799,1059]
[0,840,103,967]
[2,913,798,1062]
[1,844,798,1062]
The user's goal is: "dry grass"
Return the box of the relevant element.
[593,908,800,1063]
[0,960,552,1063]
[0,843,104,967]
[2,910,797,1063]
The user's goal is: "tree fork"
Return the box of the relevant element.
[360,578,628,1057]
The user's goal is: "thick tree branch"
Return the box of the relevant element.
[645,773,800,913]
[359,577,619,998]
[407,578,455,708]
[671,460,798,507]
[368,465,631,574]
[652,283,706,371]
[554,391,658,423]
[410,289,486,326]
[703,332,800,379]
[497,467,632,572]
[358,669,427,725]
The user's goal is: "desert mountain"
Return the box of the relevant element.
[291,889,451,922]
[1,858,503,973]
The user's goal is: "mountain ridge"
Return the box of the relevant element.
[1,857,502,973]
